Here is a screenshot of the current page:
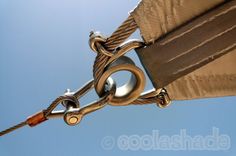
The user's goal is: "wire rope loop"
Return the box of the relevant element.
[61,95,80,110]
[89,31,114,57]
[157,89,171,108]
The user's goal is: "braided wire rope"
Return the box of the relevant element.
[0,96,75,136]
[104,15,138,51]
[93,15,138,84]
[0,121,27,136]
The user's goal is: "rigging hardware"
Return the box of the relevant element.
[0,20,170,137]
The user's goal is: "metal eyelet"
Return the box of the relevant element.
[95,56,145,106]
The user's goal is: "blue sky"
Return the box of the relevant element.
[0,0,235,156]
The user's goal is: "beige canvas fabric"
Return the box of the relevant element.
[131,0,224,43]
[166,50,236,100]
[132,0,236,100]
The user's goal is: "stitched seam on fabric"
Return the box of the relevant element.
[160,5,236,46]
[167,24,236,63]
[172,42,236,75]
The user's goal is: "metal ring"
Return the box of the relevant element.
[95,56,145,106]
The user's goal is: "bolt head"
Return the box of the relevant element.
[69,116,78,124]
[64,112,83,126]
